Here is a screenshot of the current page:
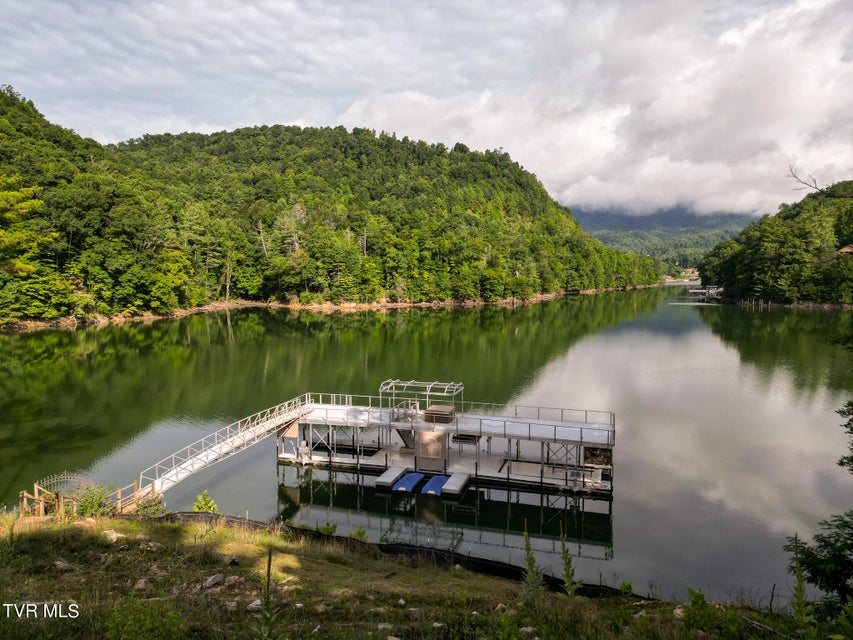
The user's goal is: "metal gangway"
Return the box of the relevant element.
[140,395,312,495]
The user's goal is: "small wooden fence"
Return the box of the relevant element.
[18,479,157,518]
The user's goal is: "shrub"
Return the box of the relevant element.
[785,513,853,603]
[559,523,579,597]
[76,485,116,517]
[520,522,543,611]
[789,547,817,640]
[134,496,170,518]
[347,525,368,542]
[192,490,218,513]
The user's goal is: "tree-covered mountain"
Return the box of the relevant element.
[0,86,661,324]
[700,184,853,303]
[572,207,754,269]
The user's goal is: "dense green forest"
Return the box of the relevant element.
[700,183,853,303]
[572,208,754,270]
[0,86,660,324]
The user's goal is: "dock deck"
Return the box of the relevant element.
[301,403,614,446]
[137,379,615,498]
[278,380,615,496]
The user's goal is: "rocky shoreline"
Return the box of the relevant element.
[2,284,660,333]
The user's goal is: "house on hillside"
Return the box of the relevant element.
[838,244,853,255]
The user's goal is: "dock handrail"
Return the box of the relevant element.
[140,394,312,493]
[298,395,615,447]
[460,400,614,426]
[456,416,615,447]
[301,392,614,427]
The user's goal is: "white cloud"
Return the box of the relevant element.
[1,0,851,214]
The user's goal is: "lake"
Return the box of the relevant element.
[1,286,850,602]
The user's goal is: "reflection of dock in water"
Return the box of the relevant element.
[278,465,613,562]
[278,379,615,498]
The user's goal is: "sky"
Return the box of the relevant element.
[1,0,852,215]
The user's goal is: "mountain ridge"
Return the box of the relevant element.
[571,207,755,269]
[0,86,661,323]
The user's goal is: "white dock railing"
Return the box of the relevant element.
[140,394,313,494]
[301,393,614,427]
[299,393,615,447]
[460,401,615,429]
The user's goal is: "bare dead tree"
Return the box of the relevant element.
[788,166,853,201]
[787,164,831,195]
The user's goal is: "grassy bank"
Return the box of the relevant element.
[0,513,837,639]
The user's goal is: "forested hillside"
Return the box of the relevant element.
[0,86,660,324]
[572,208,754,269]
[700,184,853,303]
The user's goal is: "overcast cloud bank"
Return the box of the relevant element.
[1,0,851,215]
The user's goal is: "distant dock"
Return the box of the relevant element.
[688,286,722,301]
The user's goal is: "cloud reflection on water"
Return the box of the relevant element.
[511,310,850,599]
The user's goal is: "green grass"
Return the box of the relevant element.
[0,514,845,639]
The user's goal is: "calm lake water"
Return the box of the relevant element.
[1,286,850,601]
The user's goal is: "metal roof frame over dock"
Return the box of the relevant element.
[379,379,465,407]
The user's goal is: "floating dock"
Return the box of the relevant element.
[137,379,615,499]
[442,472,469,497]
[278,465,614,562]
[375,467,408,490]
[277,380,614,496]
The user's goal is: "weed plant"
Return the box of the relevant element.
[347,525,368,542]
[519,522,544,614]
[559,522,578,597]
[192,489,218,513]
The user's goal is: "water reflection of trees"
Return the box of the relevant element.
[697,305,853,395]
[0,289,662,504]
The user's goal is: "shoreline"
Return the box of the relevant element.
[4,283,850,334]
[1,284,660,334]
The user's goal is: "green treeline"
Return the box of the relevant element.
[0,86,660,323]
[701,183,853,303]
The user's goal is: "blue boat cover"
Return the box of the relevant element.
[392,472,425,493]
[421,475,450,496]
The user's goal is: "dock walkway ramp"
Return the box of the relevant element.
[140,395,312,495]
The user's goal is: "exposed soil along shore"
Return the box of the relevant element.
[1,284,660,334]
